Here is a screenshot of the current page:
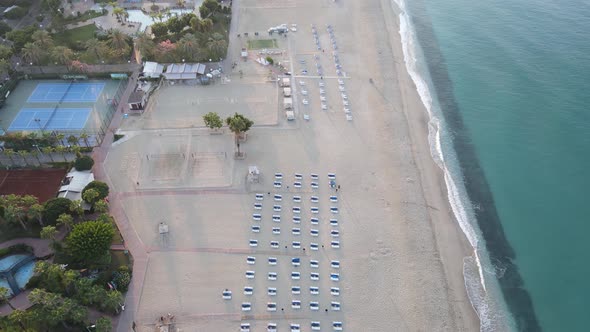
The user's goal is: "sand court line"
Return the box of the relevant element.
[146,246,310,256]
[293,75,350,79]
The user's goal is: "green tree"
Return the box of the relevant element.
[17,150,29,166]
[85,38,106,61]
[0,286,15,310]
[150,22,168,39]
[43,197,72,225]
[5,25,37,52]
[22,42,43,65]
[112,6,125,21]
[79,131,90,148]
[4,6,28,19]
[0,21,12,38]
[93,200,109,214]
[66,220,114,266]
[51,46,74,65]
[33,261,78,294]
[100,290,124,314]
[74,155,94,171]
[199,0,220,19]
[40,225,58,241]
[41,146,55,162]
[3,148,15,165]
[203,112,223,131]
[199,18,213,32]
[30,149,42,165]
[226,113,254,157]
[56,213,74,232]
[69,200,84,218]
[0,44,13,60]
[67,134,79,147]
[134,32,156,60]
[108,29,129,50]
[95,317,112,332]
[178,33,199,60]
[0,194,38,230]
[82,188,100,205]
[82,181,109,201]
[166,16,184,34]
[28,288,87,328]
[32,30,54,50]
[28,203,45,226]
[42,0,62,14]
[54,145,68,162]
[189,16,201,32]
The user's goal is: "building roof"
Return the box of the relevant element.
[58,169,94,193]
[128,90,144,104]
[143,61,164,77]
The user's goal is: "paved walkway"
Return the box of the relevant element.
[92,69,147,332]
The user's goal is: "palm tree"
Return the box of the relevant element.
[200,18,213,32]
[85,38,105,60]
[112,6,125,21]
[28,203,45,226]
[22,43,43,64]
[207,38,227,60]
[70,145,81,158]
[51,46,75,65]
[55,145,68,162]
[30,149,42,166]
[56,213,74,232]
[0,287,16,310]
[32,30,54,50]
[17,150,29,167]
[226,113,254,157]
[42,146,55,162]
[135,32,156,59]
[56,133,65,146]
[109,30,129,50]
[179,33,199,60]
[67,135,79,147]
[80,132,90,148]
[4,148,15,165]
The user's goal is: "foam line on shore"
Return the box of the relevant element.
[391,0,515,330]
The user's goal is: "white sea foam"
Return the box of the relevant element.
[392,0,515,330]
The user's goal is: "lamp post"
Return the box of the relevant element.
[34,118,44,134]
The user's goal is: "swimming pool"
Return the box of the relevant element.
[127,9,194,32]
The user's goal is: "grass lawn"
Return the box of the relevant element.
[247,39,278,49]
[109,250,132,271]
[111,222,124,245]
[53,24,97,48]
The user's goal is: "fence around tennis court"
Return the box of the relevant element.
[17,63,141,75]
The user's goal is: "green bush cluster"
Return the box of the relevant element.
[74,155,94,171]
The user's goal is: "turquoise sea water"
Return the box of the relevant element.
[397,0,590,331]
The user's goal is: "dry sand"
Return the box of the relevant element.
[105,0,481,330]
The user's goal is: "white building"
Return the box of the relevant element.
[57,169,94,210]
[143,61,164,78]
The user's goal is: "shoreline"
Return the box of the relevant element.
[380,0,482,329]
[404,0,541,330]
[348,0,480,330]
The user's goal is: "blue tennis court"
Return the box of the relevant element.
[8,108,92,131]
[27,83,105,103]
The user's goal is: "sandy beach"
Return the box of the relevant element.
[103,0,481,331]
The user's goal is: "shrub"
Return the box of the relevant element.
[43,197,72,225]
[4,6,28,19]
[82,181,109,202]
[112,269,131,292]
[0,243,34,258]
[74,155,94,171]
[0,21,11,37]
